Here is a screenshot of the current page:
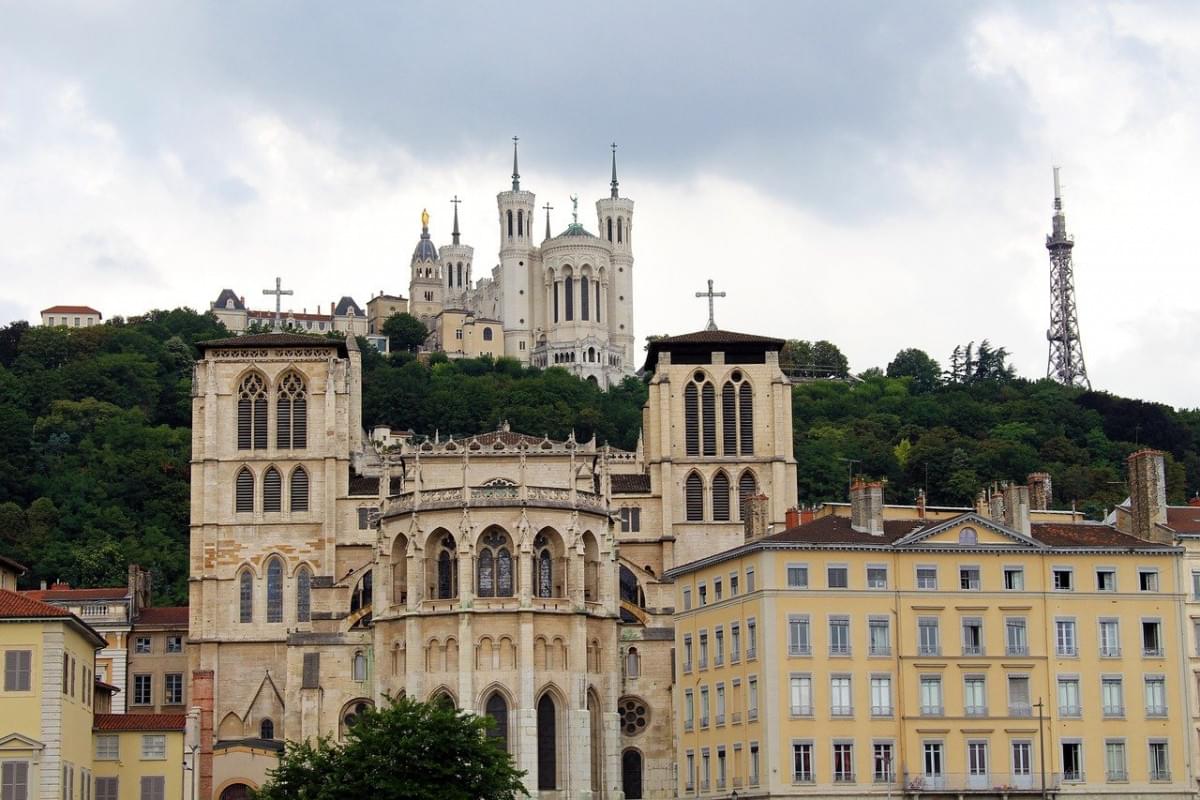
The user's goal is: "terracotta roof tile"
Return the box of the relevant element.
[0,589,72,618]
[24,587,128,602]
[1029,522,1175,549]
[1168,506,1200,534]
[135,606,189,626]
[41,305,101,316]
[763,515,925,545]
[94,713,186,732]
[611,473,651,494]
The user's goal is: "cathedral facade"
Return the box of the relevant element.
[187,324,797,799]
[408,144,635,387]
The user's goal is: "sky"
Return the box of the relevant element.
[1,1,1198,407]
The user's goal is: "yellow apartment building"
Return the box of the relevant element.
[666,472,1193,799]
[92,714,191,800]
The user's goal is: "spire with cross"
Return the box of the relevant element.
[695,278,726,332]
[511,136,520,191]
[610,142,619,199]
[543,202,553,240]
[451,195,461,245]
[263,276,294,331]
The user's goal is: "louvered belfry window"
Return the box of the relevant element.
[235,467,254,513]
[277,372,307,449]
[739,381,754,454]
[701,382,716,455]
[712,472,731,521]
[237,373,268,450]
[263,467,282,512]
[290,467,309,511]
[738,470,758,520]
[684,383,699,456]
[685,472,704,521]
[722,382,737,455]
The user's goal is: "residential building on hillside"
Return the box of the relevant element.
[365,292,408,334]
[128,606,190,715]
[208,290,368,337]
[92,713,192,800]
[0,554,25,591]
[666,452,1193,799]
[40,305,102,328]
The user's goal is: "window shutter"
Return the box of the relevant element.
[276,396,291,450]
[237,398,251,450]
[290,468,309,512]
[738,471,757,520]
[253,398,267,450]
[739,382,754,454]
[685,473,704,522]
[263,468,282,513]
[722,382,737,455]
[293,396,306,448]
[712,473,731,521]
[236,468,254,513]
[701,383,716,456]
[684,383,699,456]
[302,653,320,689]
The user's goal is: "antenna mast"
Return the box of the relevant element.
[1045,167,1091,389]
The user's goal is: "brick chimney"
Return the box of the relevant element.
[1002,483,1031,536]
[193,669,214,800]
[1128,449,1170,543]
[974,489,989,516]
[743,494,770,542]
[916,489,926,520]
[1027,472,1052,511]
[987,484,1006,523]
[850,480,884,536]
[785,507,801,529]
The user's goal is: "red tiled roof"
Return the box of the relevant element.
[0,589,72,618]
[94,713,186,732]
[41,305,101,316]
[612,473,651,494]
[1031,522,1175,549]
[1168,506,1200,534]
[25,587,128,601]
[136,606,189,626]
[764,515,926,545]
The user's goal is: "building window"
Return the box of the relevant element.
[1006,618,1028,655]
[297,566,312,622]
[788,615,810,656]
[745,567,755,593]
[260,718,275,740]
[833,742,854,783]
[1008,675,1031,716]
[827,565,848,589]
[747,618,756,658]
[730,623,741,661]
[681,588,691,611]
[1142,620,1163,656]
[237,373,268,450]
[1056,619,1077,656]
[868,618,890,656]
[711,471,730,521]
[684,689,694,729]
[95,777,118,800]
[266,557,284,623]
[916,566,937,589]
[239,570,253,622]
[1144,676,1167,716]
[792,742,813,783]
[1101,677,1124,717]
[353,651,367,682]
[1052,568,1074,591]
[873,743,894,783]
[1003,566,1024,590]
[715,683,726,724]
[714,628,724,665]
[166,635,182,653]
[290,467,309,512]
[482,327,493,341]
[1139,569,1159,592]
[870,675,892,716]
[95,735,119,761]
[477,531,514,598]
[263,466,282,512]
[1012,741,1032,780]
[918,617,940,656]
[830,676,852,716]
[789,674,812,716]
[1148,741,1170,781]
[133,674,152,706]
[1097,568,1117,591]
[828,617,850,655]
[564,276,574,321]
[235,467,254,513]
[684,472,703,521]
[866,565,888,589]
[164,673,183,705]
[699,686,709,727]
[747,677,758,719]
[618,507,641,532]
[786,564,808,588]
[139,776,165,800]
[140,735,166,760]
[963,675,987,716]
[919,676,942,716]
[1057,677,1081,717]
[737,471,758,520]
[923,742,944,780]
[959,566,980,590]
[624,647,640,678]
[1061,742,1083,782]
[1105,740,1127,782]
[134,636,151,654]
[276,372,307,449]
[750,743,760,785]
[699,632,708,668]
[1099,619,1120,657]
[962,618,984,656]
[486,693,509,752]
[4,650,32,691]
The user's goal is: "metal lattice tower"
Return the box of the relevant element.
[1045,167,1091,389]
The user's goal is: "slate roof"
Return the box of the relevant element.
[334,296,364,316]
[197,332,348,356]
[211,289,245,310]
[1030,522,1175,549]
[611,473,651,494]
[94,713,186,732]
[135,606,189,626]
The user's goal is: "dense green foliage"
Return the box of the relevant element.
[381,312,430,353]
[253,695,527,800]
[2,311,1198,603]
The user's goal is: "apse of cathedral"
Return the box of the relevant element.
[408,141,635,387]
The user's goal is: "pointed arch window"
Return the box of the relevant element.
[517,209,524,237]
[595,281,601,323]
[486,692,509,752]
[266,557,283,623]
[739,381,754,454]
[239,570,253,623]
[685,472,704,522]
[260,719,274,740]
[263,467,282,513]
[553,280,559,323]
[457,262,463,287]
[507,210,514,237]
[448,269,453,288]
[580,276,589,321]
[534,533,554,598]
[352,651,367,681]
[684,383,699,456]
[436,534,457,599]
[537,694,558,790]
[738,471,758,521]
[722,382,737,455]
[606,217,613,241]
[237,374,267,450]
[617,217,624,243]
[477,530,514,598]
[276,372,307,449]
[701,382,716,455]
[296,566,312,622]
[564,276,574,321]
[236,467,254,513]
[290,467,309,512]
[712,472,731,521]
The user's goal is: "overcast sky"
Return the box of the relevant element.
[1,1,1197,407]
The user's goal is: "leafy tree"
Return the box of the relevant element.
[382,313,430,353]
[254,695,527,800]
[887,348,942,392]
[781,339,849,378]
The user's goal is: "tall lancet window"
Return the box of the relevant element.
[684,383,699,456]
[595,282,601,323]
[553,280,560,323]
[685,472,704,522]
[738,470,758,521]
[712,471,731,521]
[607,217,613,241]
[237,373,267,450]
[263,467,282,513]
[296,566,312,622]
[739,381,754,454]
[722,382,737,455]
[517,209,524,237]
[266,557,283,623]
[486,693,509,752]
[437,534,457,600]
[236,467,254,513]
[507,210,513,237]
[477,530,513,598]
[565,276,574,321]
[580,276,589,321]
[617,217,623,243]
[701,382,716,456]
[290,467,309,512]
[276,372,307,449]
[534,533,553,598]
[239,570,253,623]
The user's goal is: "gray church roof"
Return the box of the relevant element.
[334,296,363,317]
[558,222,598,239]
[412,230,438,262]
[212,289,245,310]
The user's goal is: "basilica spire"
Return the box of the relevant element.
[511,136,520,191]
[610,142,619,199]
[451,195,461,245]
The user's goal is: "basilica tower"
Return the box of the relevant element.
[496,137,536,363]
[439,197,474,307]
[408,209,444,328]
[595,145,635,367]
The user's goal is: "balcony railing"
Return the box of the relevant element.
[1100,646,1121,657]
[1150,769,1171,781]
[870,644,892,656]
[789,705,812,717]
[920,705,944,716]
[871,705,893,717]
[964,705,988,717]
[1143,645,1164,657]
[918,644,941,656]
[833,772,856,783]
[1058,705,1081,718]
[746,647,756,660]
[789,644,811,656]
[962,644,985,656]
[1106,770,1127,782]
[1102,705,1124,718]
[1146,705,1168,717]
[902,772,1064,793]
[1006,643,1029,656]
[829,643,851,656]
[793,771,814,784]
[830,705,853,717]
[1009,703,1032,717]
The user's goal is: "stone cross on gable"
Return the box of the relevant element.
[262,276,294,331]
[695,278,726,332]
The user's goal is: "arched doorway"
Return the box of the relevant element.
[622,750,644,798]
[537,693,557,790]
[219,784,252,800]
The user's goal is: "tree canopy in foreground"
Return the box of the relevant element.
[253,695,528,800]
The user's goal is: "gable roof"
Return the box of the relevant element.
[211,289,245,310]
[197,332,348,356]
[0,590,107,647]
[334,296,364,316]
[41,305,101,316]
[890,512,1045,549]
[642,329,785,373]
[24,586,128,602]
[135,606,189,626]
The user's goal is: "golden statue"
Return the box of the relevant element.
[421,208,430,228]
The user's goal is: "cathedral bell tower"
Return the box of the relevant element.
[497,137,535,363]
[595,144,635,368]
[408,208,444,330]
[438,196,474,307]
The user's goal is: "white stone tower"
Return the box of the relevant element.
[439,196,474,308]
[408,208,444,327]
[497,137,536,363]
[595,144,635,368]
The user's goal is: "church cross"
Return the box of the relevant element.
[262,276,294,331]
[450,195,461,211]
[543,202,554,239]
[695,278,726,332]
